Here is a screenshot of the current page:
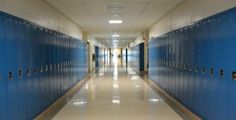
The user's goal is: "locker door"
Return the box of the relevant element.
[5,17,20,120]
[48,31,54,104]
[16,20,27,120]
[24,22,35,119]
[227,9,236,120]
[0,14,8,120]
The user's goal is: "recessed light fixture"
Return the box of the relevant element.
[109,20,123,24]
[112,34,120,37]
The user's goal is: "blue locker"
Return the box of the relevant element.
[16,19,27,120]
[148,7,236,120]
[5,16,20,120]
[0,11,88,120]
[0,13,8,120]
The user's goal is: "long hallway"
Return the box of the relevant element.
[52,58,182,120]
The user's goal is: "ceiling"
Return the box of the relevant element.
[45,0,183,47]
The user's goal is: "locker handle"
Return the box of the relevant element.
[18,70,22,78]
[210,68,214,75]
[45,65,48,72]
[189,64,192,71]
[184,64,187,70]
[50,65,53,71]
[219,69,224,77]
[8,72,13,80]
[54,64,57,70]
[40,66,43,73]
[33,68,37,73]
[26,69,30,76]
[195,66,198,72]
[202,67,206,74]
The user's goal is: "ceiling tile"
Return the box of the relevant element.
[45,0,183,47]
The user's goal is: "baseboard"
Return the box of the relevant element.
[34,75,90,120]
[128,64,148,75]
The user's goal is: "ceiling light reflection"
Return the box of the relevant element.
[109,20,123,24]
[148,99,159,102]
[73,99,87,106]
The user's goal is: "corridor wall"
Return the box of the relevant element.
[128,43,144,71]
[0,11,88,120]
[149,7,236,120]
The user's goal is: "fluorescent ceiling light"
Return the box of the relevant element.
[109,20,123,24]
[112,34,120,37]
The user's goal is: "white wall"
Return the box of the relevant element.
[149,0,236,38]
[0,0,82,39]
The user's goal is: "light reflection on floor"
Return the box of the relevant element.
[52,57,182,120]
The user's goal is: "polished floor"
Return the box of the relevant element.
[52,57,182,120]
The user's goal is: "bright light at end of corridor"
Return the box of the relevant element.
[112,99,120,104]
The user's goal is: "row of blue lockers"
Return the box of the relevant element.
[0,11,88,120]
[149,7,236,120]
[128,43,144,71]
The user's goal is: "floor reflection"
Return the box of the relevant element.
[52,57,182,120]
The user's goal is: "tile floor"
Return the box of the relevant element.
[52,57,182,120]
